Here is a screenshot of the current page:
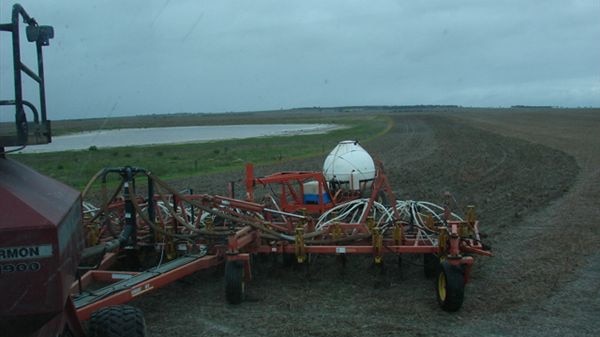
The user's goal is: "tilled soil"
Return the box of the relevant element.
[134,110,600,336]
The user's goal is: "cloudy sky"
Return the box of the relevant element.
[1,0,598,120]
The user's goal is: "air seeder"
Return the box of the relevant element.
[77,139,492,315]
[0,4,491,337]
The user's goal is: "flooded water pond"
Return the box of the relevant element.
[18,124,337,153]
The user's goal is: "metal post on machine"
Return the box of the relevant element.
[147,174,156,244]
[245,162,255,201]
[228,181,235,199]
[9,5,30,144]
[372,226,383,264]
[121,167,137,248]
[188,188,195,226]
[295,225,306,263]
[171,191,179,256]
[98,167,148,249]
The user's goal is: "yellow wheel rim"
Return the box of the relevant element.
[438,272,447,301]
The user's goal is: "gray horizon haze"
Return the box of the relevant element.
[1,0,598,120]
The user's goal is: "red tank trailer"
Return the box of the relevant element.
[0,159,84,336]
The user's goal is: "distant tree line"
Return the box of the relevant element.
[393,105,460,110]
[510,105,554,109]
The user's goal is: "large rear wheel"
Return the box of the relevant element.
[435,261,465,312]
[225,260,246,304]
[88,305,146,337]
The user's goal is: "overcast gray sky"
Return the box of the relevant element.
[1,0,599,120]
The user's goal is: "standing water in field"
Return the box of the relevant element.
[15,124,338,153]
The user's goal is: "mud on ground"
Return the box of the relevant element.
[134,109,600,336]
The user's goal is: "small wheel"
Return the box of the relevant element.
[225,260,245,304]
[436,261,465,312]
[423,253,438,278]
[88,305,146,337]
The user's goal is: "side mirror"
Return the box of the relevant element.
[26,25,54,46]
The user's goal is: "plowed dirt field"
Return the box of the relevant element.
[135,109,600,336]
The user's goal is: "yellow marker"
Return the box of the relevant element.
[459,222,473,237]
[426,214,435,231]
[393,223,403,245]
[438,229,448,253]
[367,216,375,232]
[166,240,176,260]
[295,225,306,263]
[466,205,476,225]
[205,218,214,232]
[86,224,100,246]
[372,227,383,264]
[332,222,343,240]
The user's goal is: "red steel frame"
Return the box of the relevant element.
[72,254,223,321]
[229,162,490,283]
[72,161,491,320]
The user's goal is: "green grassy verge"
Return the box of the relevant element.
[12,115,389,189]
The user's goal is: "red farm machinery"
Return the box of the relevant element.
[0,4,491,337]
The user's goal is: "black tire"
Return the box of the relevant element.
[88,305,146,337]
[225,260,245,304]
[423,253,438,278]
[435,261,465,312]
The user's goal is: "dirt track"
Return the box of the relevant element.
[135,109,600,336]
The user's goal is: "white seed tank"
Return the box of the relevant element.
[323,140,376,191]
